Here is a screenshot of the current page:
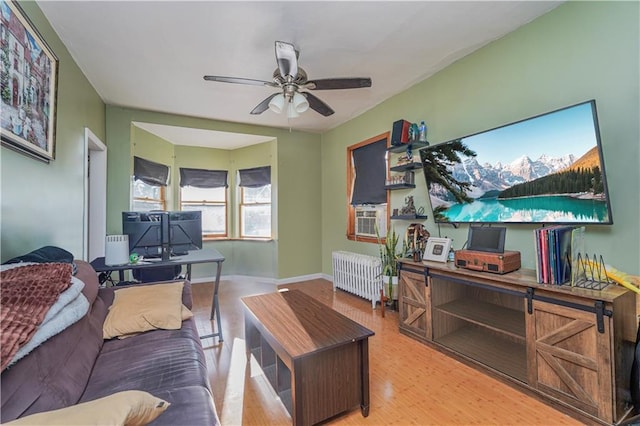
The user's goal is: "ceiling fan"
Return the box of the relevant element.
[203,41,372,118]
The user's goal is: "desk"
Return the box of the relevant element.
[242,290,374,425]
[91,248,225,342]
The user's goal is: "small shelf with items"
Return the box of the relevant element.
[391,214,428,220]
[387,141,430,153]
[385,169,416,189]
[385,183,415,190]
[390,162,422,172]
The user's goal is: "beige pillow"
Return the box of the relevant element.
[5,390,169,425]
[103,282,186,339]
[116,304,193,340]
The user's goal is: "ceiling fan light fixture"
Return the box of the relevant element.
[287,102,300,119]
[205,41,371,118]
[268,93,285,114]
[292,92,309,113]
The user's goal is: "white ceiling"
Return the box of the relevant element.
[37,1,562,149]
[133,122,275,150]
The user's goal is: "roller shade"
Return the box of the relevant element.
[133,156,169,187]
[179,168,228,188]
[238,166,271,188]
[350,139,386,205]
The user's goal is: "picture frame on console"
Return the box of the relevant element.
[423,237,451,263]
[0,0,58,163]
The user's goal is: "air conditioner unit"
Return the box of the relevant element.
[355,205,387,238]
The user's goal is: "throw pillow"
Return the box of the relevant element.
[5,390,169,425]
[115,304,193,339]
[103,282,185,339]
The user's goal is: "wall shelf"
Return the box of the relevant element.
[391,214,428,220]
[385,183,415,190]
[387,141,430,153]
[390,162,422,172]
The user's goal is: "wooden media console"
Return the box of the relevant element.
[398,259,637,425]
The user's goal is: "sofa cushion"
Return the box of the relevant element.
[0,261,108,422]
[75,260,100,305]
[102,281,187,339]
[148,386,218,426]
[82,318,210,399]
[5,390,169,426]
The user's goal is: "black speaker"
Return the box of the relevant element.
[391,119,410,146]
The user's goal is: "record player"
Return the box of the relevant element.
[454,226,521,274]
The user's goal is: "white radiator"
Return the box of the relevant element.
[332,251,382,309]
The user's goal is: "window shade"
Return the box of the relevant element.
[350,139,387,205]
[179,168,228,188]
[133,156,169,187]
[238,166,271,188]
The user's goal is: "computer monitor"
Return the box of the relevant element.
[122,211,170,260]
[122,210,203,260]
[168,211,203,255]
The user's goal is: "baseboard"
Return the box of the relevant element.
[191,273,334,285]
[190,275,255,284]
[277,273,328,285]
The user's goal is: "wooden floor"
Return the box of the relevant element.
[191,278,582,425]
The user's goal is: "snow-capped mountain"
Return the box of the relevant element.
[430,153,576,202]
[502,154,575,181]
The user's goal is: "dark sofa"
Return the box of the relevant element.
[1,260,219,425]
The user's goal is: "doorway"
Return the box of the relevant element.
[83,128,107,261]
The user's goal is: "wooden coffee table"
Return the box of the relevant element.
[242,289,374,425]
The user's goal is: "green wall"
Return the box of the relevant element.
[0,1,105,262]
[321,1,640,275]
[3,1,637,281]
[105,106,322,280]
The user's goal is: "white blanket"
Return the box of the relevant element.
[2,264,91,367]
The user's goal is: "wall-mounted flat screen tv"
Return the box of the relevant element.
[419,100,613,224]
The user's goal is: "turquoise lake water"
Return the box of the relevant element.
[441,195,610,223]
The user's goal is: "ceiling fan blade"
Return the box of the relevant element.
[275,41,298,80]
[203,75,277,88]
[301,92,334,116]
[250,93,280,115]
[305,78,372,90]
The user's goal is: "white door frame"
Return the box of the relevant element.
[83,128,107,262]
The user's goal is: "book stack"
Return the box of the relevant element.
[534,226,584,285]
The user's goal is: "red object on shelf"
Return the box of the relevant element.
[392,119,411,145]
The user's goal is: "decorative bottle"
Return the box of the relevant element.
[419,121,427,142]
[448,241,455,262]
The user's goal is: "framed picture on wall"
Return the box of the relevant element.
[422,237,452,263]
[0,0,59,162]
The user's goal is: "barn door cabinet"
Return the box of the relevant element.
[526,297,620,423]
[397,259,637,425]
[398,263,431,342]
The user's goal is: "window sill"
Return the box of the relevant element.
[203,237,274,242]
[346,234,378,244]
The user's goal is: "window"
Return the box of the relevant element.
[240,185,271,238]
[181,186,227,238]
[347,132,390,242]
[179,167,228,239]
[132,179,165,211]
[238,166,271,239]
[131,156,170,211]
